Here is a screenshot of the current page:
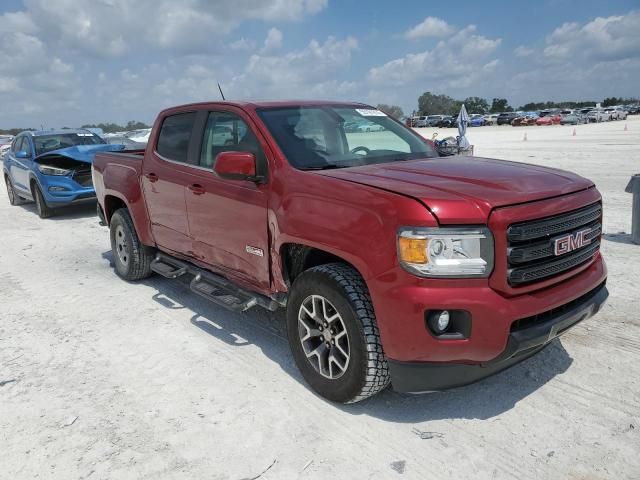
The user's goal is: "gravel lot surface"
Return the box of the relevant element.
[1,117,639,479]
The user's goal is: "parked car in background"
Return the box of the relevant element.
[413,116,428,127]
[483,114,499,125]
[587,109,609,123]
[425,115,444,127]
[625,105,640,115]
[93,100,608,403]
[437,116,457,128]
[126,128,152,143]
[104,135,147,149]
[469,114,486,127]
[560,113,587,125]
[614,106,627,120]
[512,114,538,126]
[536,115,561,126]
[2,129,125,218]
[357,121,385,132]
[497,112,518,125]
[0,144,12,159]
[603,108,618,121]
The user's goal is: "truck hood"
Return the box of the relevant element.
[317,156,594,223]
[34,144,125,164]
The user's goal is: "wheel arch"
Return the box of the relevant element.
[280,243,369,287]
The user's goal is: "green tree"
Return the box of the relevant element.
[376,104,404,119]
[462,97,490,114]
[417,92,461,116]
[490,98,512,113]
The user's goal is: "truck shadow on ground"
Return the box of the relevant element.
[17,200,97,220]
[102,251,573,422]
[603,232,636,245]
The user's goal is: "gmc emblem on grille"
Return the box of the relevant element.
[554,228,592,256]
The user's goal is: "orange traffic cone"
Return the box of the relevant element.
[523,132,527,141]
[572,128,576,136]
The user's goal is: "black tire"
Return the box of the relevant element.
[5,175,25,206]
[109,208,154,281]
[32,182,54,218]
[286,263,390,403]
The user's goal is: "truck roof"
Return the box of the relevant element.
[158,99,371,115]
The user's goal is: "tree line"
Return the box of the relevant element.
[376,94,639,120]
[0,120,150,136]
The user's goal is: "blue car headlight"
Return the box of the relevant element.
[37,164,72,176]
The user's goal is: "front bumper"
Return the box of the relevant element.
[387,282,608,392]
[39,177,96,206]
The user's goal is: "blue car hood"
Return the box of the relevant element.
[34,144,125,164]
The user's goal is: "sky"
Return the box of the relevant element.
[0,0,639,128]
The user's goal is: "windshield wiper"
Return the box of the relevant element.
[300,164,343,170]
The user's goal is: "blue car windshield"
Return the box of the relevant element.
[34,132,105,156]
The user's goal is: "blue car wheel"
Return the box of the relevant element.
[32,182,55,218]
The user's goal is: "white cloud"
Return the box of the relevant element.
[261,28,283,53]
[505,11,640,104]
[232,36,359,98]
[404,17,455,39]
[543,11,640,62]
[1,0,328,57]
[514,46,534,57]
[230,37,256,51]
[369,25,501,88]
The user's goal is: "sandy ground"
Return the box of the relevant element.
[1,117,639,480]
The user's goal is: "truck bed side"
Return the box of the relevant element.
[93,150,155,246]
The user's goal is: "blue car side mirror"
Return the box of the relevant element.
[15,150,29,159]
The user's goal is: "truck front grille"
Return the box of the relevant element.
[506,203,602,286]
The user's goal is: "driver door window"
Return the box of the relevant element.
[200,112,264,168]
[22,137,33,157]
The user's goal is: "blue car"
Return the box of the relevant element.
[3,129,124,218]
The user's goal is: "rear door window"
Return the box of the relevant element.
[156,112,196,163]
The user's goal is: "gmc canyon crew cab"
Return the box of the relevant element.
[93,101,608,403]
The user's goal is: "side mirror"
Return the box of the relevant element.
[213,151,260,182]
[15,150,29,159]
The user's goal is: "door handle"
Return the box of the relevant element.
[188,184,205,195]
[145,173,159,183]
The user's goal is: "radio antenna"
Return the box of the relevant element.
[218,82,226,101]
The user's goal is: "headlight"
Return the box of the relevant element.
[37,164,72,176]
[397,227,494,277]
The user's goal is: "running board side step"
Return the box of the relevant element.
[150,253,282,312]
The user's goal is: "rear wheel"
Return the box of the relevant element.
[5,175,25,206]
[109,208,154,281]
[286,263,390,403]
[32,182,54,218]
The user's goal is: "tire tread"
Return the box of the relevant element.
[307,263,391,403]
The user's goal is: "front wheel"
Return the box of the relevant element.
[286,263,390,403]
[109,208,155,281]
[32,183,54,218]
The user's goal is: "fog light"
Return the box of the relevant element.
[425,309,471,338]
[48,186,69,192]
[436,310,450,332]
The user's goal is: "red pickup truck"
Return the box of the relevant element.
[93,101,608,403]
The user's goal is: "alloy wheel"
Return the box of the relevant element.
[298,295,350,379]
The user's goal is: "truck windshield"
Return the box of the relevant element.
[257,106,437,170]
[34,132,106,156]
